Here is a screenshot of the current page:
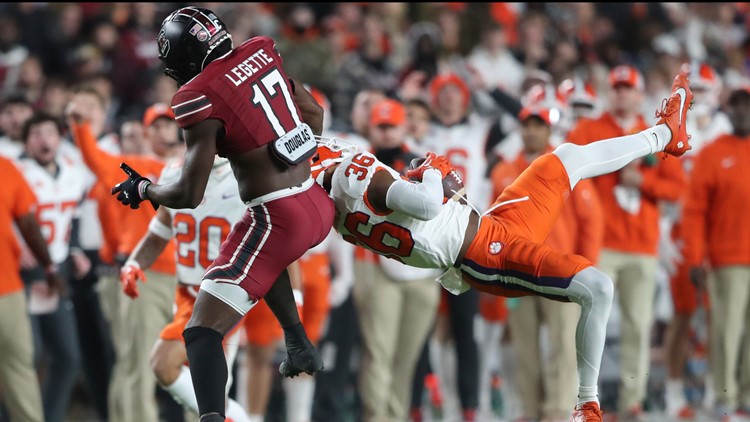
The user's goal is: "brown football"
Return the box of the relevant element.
[408,157,467,204]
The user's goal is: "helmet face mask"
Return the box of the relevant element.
[310,136,359,185]
[158,7,233,85]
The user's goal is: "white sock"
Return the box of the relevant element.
[666,378,686,412]
[553,124,672,189]
[164,366,199,413]
[283,376,315,422]
[703,373,715,409]
[578,385,599,406]
[565,267,614,406]
[248,415,264,422]
[226,398,251,422]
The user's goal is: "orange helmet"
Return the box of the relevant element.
[310,137,358,185]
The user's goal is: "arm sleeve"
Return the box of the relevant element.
[385,168,444,221]
[70,121,122,188]
[488,88,523,118]
[171,90,214,129]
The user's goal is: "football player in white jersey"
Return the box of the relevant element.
[15,111,89,422]
[310,70,695,421]
[120,156,266,421]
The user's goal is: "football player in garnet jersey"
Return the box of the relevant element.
[108,7,334,422]
[311,72,694,422]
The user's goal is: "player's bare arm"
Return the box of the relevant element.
[290,79,324,136]
[142,119,220,209]
[15,211,66,294]
[126,206,173,270]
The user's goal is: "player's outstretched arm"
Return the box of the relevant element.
[146,119,220,209]
[126,207,173,271]
[290,78,324,136]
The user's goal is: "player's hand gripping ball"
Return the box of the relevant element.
[407,153,467,204]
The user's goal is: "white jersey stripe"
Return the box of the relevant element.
[176,103,212,120]
[173,95,207,109]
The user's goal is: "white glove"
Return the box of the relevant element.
[328,276,352,308]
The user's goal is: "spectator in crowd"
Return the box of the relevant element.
[17,112,88,422]
[662,62,731,419]
[567,65,687,419]
[0,93,33,158]
[352,98,442,422]
[0,13,30,96]
[68,100,181,422]
[467,21,525,98]
[331,13,401,131]
[0,155,63,422]
[683,87,750,421]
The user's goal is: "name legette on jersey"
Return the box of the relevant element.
[331,151,473,269]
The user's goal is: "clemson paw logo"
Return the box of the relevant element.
[489,241,503,255]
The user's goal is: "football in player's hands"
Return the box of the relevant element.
[407,156,467,204]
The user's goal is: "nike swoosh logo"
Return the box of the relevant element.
[675,87,687,125]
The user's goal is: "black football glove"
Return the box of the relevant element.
[111,162,158,210]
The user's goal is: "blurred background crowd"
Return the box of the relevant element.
[1,2,750,422]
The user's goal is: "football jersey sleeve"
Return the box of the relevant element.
[171,89,214,129]
[3,158,37,217]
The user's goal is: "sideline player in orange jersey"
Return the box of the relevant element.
[310,71,694,422]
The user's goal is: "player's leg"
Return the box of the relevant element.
[566,266,614,419]
[460,230,612,420]
[183,291,245,422]
[557,71,693,190]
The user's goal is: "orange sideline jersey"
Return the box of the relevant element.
[0,157,37,295]
[567,112,685,255]
[71,121,175,274]
[682,134,750,268]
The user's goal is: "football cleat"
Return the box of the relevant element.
[571,401,603,422]
[655,71,694,158]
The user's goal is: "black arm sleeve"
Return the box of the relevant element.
[488,88,523,119]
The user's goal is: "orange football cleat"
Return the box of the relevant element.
[655,71,694,158]
[571,401,603,422]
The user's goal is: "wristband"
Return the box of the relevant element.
[148,217,173,240]
[123,260,141,270]
[138,180,152,200]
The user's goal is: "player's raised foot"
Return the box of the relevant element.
[278,341,324,378]
[655,71,694,158]
[571,401,603,422]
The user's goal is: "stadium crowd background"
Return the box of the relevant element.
[1,2,750,422]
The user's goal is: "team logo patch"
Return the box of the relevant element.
[197,31,209,42]
[489,241,504,255]
[157,29,170,57]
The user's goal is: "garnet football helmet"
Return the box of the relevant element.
[158,7,233,85]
